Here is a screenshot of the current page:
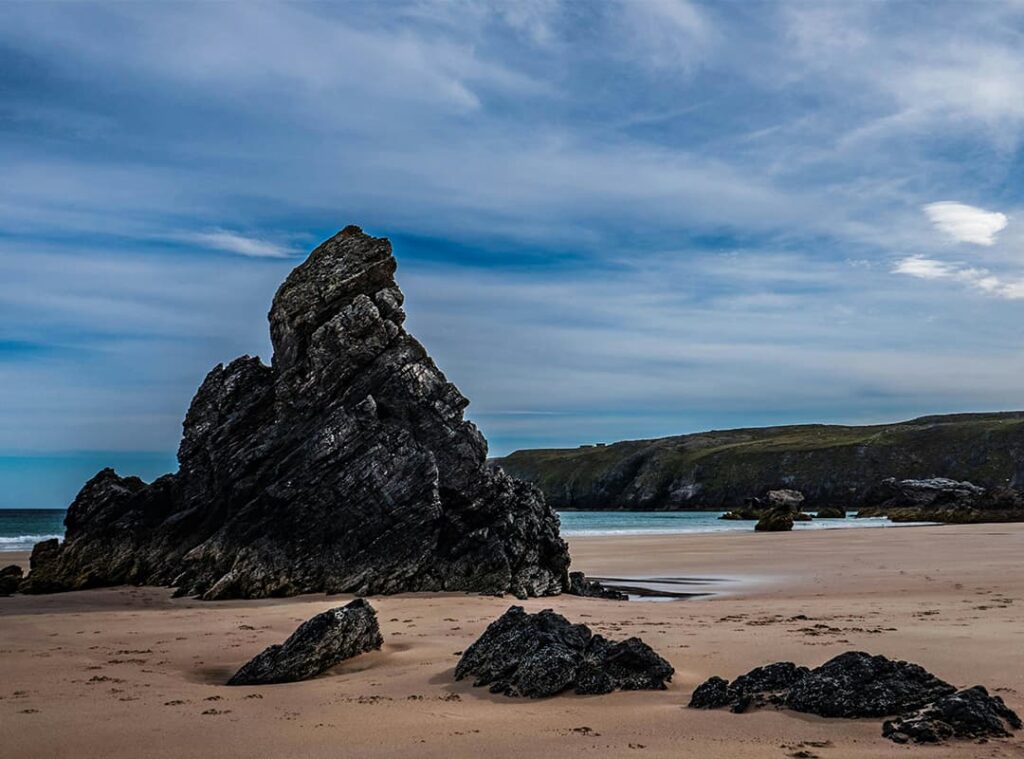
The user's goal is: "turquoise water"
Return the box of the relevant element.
[0,509,65,550]
[557,510,924,536]
[0,509,924,551]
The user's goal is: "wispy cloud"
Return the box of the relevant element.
[183,231,296,259]
[923,201,1008,246]
[893,256,1024,300]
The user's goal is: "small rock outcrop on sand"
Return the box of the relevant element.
[754,508,795,532]
[0,564,23,595]
[883,686,1023,744]
[815,505,846,518]
[454,606,673,697]
[21,227,570,600]
[567,572,628,601]
[228,599,382,685]
[858,477,1024,523]
[690,651,1020,744]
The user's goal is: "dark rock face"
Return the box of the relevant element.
[858,477,1024,523]
[228,599,382,685]
[0,564,23,595]
[454,606,673,697]
[784,652,955,718]
[567,572,628,601]
[883,686,1022,744]
[23,227,570,599]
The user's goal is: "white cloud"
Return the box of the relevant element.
[893,255,1024,300]
[923,201,1008,246]
[185,231,295,258]
[892,255,955,280]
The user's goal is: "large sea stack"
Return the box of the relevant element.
[21,226,570,599]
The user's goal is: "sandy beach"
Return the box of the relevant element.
[2,523,1023,758]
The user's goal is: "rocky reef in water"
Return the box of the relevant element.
[856,477,1024,523]
[20,226,570,600]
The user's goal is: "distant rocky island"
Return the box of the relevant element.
[21,226,570,599]
[495,412,1024,513]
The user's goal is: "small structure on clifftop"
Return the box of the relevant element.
[20,226,570,600]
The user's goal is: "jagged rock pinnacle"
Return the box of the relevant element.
[22,227,570,599]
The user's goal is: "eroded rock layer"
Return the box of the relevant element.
[21,226,570,599]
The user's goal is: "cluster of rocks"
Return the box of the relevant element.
[224,600,672,701]
[454,605,674,697]
[857,477,1024,523]
[18,227,570,600]
[720,489,845,531]
[690,651,1020,744]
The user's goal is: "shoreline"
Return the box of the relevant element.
[0,511,942,556]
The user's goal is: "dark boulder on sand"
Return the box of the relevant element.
[883,686,1022,744]
[0,564,23,595]
[21,227,570,600]
[228,598,382,685]
[567,571,628,601]
[689,662,809,713]
[784,651,955,718]
[688,651,1019,744]
[754,509,794,532]
[690,652,956,716]
[454,605,673,697]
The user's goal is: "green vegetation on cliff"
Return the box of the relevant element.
[494,412,1024,511]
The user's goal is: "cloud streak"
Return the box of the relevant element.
[183,231,296,258]
[893,256,1024,300]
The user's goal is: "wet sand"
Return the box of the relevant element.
[2,523,1023,758]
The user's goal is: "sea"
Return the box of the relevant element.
[0,508,926,551]
[0,508,65,551]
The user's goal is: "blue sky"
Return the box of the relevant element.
[2,1,1024,507]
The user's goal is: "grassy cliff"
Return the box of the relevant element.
[493,412,1024,510]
